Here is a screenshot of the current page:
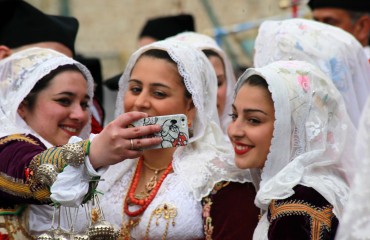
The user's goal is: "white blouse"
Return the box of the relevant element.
[73,159,204,239]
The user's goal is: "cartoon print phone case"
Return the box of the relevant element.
[129,114,189,149]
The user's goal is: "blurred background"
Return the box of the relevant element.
[26,0,311,123]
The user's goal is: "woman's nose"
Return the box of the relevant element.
[228,120,244,138]
[134,92,150,109]
[70,104,88,122]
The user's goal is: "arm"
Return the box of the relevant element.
[0,112,162,206]
[0,134,50,204]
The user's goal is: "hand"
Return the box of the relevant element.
[89,111,161,169]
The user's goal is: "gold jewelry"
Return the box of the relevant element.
[130,139,134,150]
[142,161,168,172]
[145,203,177,239]
[142,161,167,195]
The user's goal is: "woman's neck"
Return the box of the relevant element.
[142,147,175,168]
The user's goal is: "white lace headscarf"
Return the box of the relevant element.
[114,40,250,200]
[167,32,236,134]
[0,47,94,147]
[335,97,370,240]
[254,18,370,127]
[235,61,355,239]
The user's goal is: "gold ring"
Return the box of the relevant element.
[130,139,134,150]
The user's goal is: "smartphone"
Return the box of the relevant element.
[129,114,189,150]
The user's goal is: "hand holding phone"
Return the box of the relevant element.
[129,114,189,150]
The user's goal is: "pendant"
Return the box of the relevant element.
[145,203,177,239]
[120,218,140,239]
[145,174,158,193]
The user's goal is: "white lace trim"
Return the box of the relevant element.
[167,32,236,134]
[336,98,370,240]
[114,40,251,199]
[235,61,353,238]
[254,18,370,127]
[0,47,94,139]
[71,159,204,239]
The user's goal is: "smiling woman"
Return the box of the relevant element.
[17,65,90,146]
[67,39,250,239]
[230,60,356,239]
[0,47,162,238]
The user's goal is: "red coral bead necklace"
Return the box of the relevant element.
[124,156,173,217]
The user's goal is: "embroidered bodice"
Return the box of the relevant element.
[267,185,338,240]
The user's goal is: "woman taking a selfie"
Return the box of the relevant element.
[72,39,248,239]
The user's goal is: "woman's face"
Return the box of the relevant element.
[124,56,194,119]
[208,55,227,118]
[18,70,90,146]
[228,83,275,169]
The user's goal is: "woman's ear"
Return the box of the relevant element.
[0,45,12,60]
[354,15,370,46]
[17,101,28,120]
[186,100,196,124]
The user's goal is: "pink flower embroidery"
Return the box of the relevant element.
[298,23,308,30]
[297,75,310,91]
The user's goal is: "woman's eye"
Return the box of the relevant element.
[56,98,71,106]
[229,113,237,121]
[153,91,167,98]
[81,101,89,110]
[248,118,261,124]
[130,86,142,94]
[217,77,225,87]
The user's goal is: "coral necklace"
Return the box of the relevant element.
[124,156,173,217]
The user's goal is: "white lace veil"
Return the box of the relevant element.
[336,97,370,240]
[235,61,355,238]
[0,47,94,146]
[167,32,236,134]
[114,40,250,200]
[254,18,370,127]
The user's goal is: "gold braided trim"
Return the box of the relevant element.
[27,140,90,193]
[0,173,49,201]
[0,134,39,146]
[269,199,334,240]
[202,181,230,239]
[29,140,89,173]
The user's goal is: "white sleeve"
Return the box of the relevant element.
[50,135,106,207]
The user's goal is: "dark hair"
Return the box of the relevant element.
[23,64,82,110]
[243,74,269,89]
[202,49,226,72]
[138,49,192,98]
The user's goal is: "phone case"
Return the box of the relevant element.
[129,114,189,149]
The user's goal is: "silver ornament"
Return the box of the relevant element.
[88,220,118,240]
[73,234,89,240]
[37,232,53,240]
[62,143,85,167]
